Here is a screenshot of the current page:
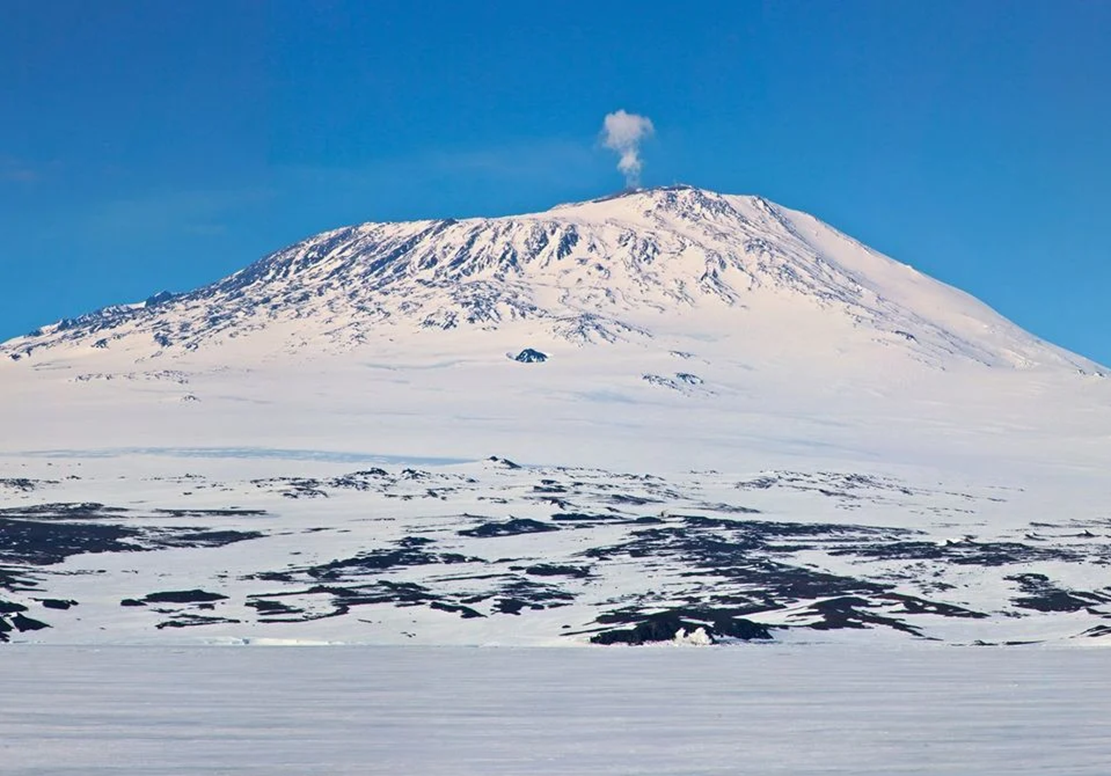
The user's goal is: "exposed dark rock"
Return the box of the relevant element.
[152,508,267,518]
[0,502,128,519]
[494,579,574,610]
[40,599,77,610]
[513,348,548,363]
[155,529,265,549]
[144,589,228,604]
[642,374,680,390]
[525,564,592,578]
[458,518,559,538]
[533,483,568,494]
[801,597,923,636]
[496,598,527,615]
[246,599,302,616]
[487,456,522,469]
[156,614,240,629]
[145,290,177,307]
[878,593,987,619]
[550,512,615,523]
[0,517,140,565]
[0,504,265,566]
[10,613,50,633]
[429,601,485,619]
[1007,573,1111,612]
[839,539,1081,566]
[0,478,58,492]
[250,537,476,586]
[589,607,774,645]
[306,547,473,580]
[608,494,661,506]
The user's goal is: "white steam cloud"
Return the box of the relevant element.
[601,109,655,188]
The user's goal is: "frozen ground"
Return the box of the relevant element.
[2,644,1109,775]
[3,451,1111,646]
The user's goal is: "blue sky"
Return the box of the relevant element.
[2,1,1109,364]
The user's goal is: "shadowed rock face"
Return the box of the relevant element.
[586,608,774,645]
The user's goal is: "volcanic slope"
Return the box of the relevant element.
[4,185,1100,371]
[1,185,1106,474]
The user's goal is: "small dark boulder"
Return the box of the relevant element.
[40,599,77,610]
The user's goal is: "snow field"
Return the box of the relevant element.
[2,644,1109,775]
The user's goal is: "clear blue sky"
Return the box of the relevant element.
[2,1,1109,364]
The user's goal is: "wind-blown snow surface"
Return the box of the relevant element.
[4,645,1111,775]
[1,186,1109,646]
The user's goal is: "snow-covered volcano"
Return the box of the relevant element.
[2,187,1110,647]
[2,185,1100,374]
[3,182,1108,473]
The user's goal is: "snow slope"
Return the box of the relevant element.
[1,186,1109,646]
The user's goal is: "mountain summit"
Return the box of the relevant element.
[2,186,1099,375]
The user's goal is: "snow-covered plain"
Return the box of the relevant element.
[3,644,1110,775]
[3,451,1111,647]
